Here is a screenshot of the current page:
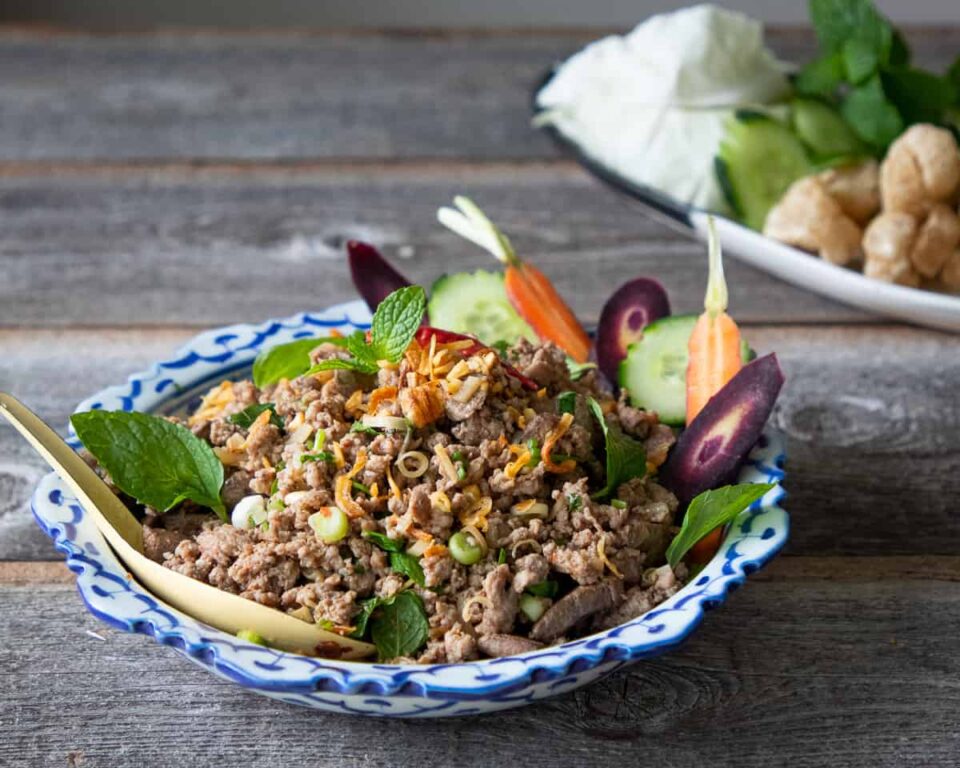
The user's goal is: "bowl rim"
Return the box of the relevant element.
[32,300,789,701]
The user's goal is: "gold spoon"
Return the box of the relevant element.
[0,391,375,660]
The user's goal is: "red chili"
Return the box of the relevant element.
[415,327,539,391]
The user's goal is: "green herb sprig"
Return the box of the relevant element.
[229,402,284,430]
[350,591,429,661]
[252,336,348,388]
[306,286,427,376]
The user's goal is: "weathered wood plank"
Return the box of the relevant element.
[3,324,960,560]
[3,557,960,767]
[0,165,870,327]
[0,27,955,162]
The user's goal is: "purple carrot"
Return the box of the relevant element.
[660,353,785,506]
[347,240,413,313]
[595,277,671,381]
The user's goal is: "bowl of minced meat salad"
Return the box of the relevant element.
[136,332,685,664]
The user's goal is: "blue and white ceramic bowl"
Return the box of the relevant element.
[31,300,788,717]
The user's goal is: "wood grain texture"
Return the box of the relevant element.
[0,27,955,163]
[0,165,869,328]
[4,557,960,767]
[3,325,960,560]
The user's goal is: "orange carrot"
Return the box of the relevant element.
[437,196,591,362]
[503,261,591,363]
[686,217,742,424]
[683,218,743,565]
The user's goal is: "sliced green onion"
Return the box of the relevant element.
[526,438,541,467]
[352,480,371,495]
[451,450,468,481]
[449,530,484,565]
[497,547,507,565]
[302,450,335,464]
[519,594,547,622]
[611,499,627,510]
[308,507,350,544]
[313,429,327,451]
[557,391,576,415]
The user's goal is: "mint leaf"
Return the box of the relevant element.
[882,68,956,124]
[843,37,879,84]
[389,551,426,587]
[368,591,429,661]
[587,396,646,499]
[841,75,903,149]
[71,410,226,520]
[362,530,405,553]
[370,285,426,363]
[809,0,892,61]
[229,403,283,430]
[796,52,845,97]
[666,483,776,568]
[252,336,348,388]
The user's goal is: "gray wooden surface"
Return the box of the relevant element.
[2,24,960,768]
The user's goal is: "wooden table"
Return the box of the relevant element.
[2,25,960,767]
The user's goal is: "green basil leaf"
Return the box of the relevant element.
[526,580,558,598]
[566,358,597,381]
[665,483,777,568]
[587,396,646,499]
[362,530,405,553]
[841,74,903,149]
[556,391,576,415]
[305,356,379,376]
[368,591,429,661]
[252,336,347,388]
[229,403,283,430]
[71,410,226,520]
[370,285,427,363]
[389,551,426,587]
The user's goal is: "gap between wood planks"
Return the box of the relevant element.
[4,556,960,587]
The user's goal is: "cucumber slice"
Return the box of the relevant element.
[428,270,534,345]
[790,98,865,161]
[619,314,752,426]
[716,111,813,231]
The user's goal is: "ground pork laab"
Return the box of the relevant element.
[136,335,687,663]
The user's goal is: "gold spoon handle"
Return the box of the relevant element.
[0,392,144,550]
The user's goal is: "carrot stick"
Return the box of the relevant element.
[683,217,743,565]
[686,217,742,424]
[437,197,592,362]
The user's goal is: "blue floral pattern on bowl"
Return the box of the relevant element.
[30,300,788,717]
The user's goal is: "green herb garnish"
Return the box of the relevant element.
[566,492,582,511]
[71,410,226,521]
[301,451,335,464]
[307,286,427,376]
[665,483,776,568]
[389,551,426,587]
[362,530,405,553]
[350,422,380,436]
[556,391,576,415]
[566,359,598,381]
[229,402,284,430]
[611,499,627,510]
[352,480,371,495]
[586,397,646,500]
[526,580,558,598]
[451,450,468,481]
[490,340,510,357]
[252,336,348,388]
[497,547,507,565]
[349,591,430,661]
